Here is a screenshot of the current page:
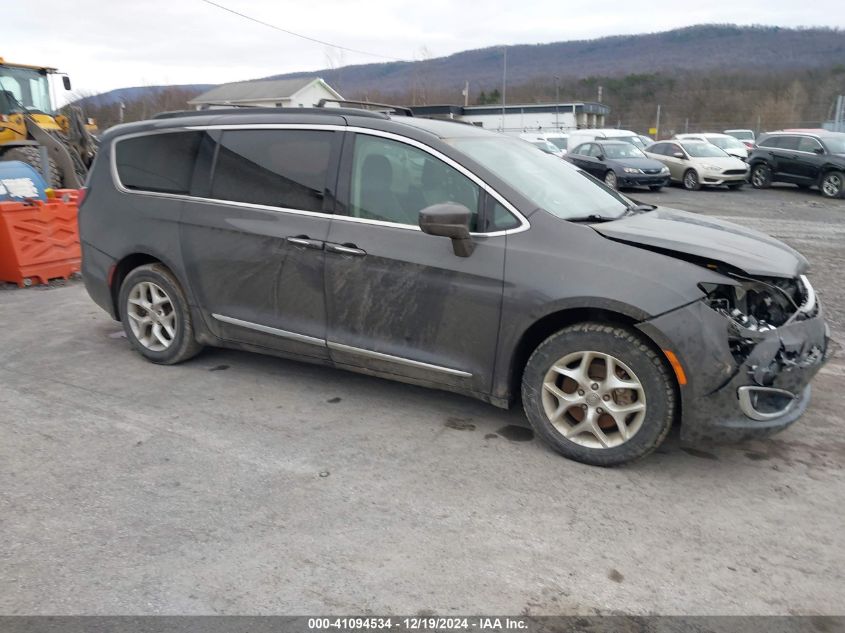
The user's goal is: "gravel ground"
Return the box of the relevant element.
[0,184,843,615]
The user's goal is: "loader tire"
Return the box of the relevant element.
[1,146,62,188]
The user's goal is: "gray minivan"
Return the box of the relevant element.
[79,107,829,466]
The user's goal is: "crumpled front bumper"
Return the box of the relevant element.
[637,298,830,443]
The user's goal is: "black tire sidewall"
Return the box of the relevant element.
[521,324,675,466]
[118,264,196,364]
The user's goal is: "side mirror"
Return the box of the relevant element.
[813,147,825,155]
[62,76,72,91]
[673,152,685,159]
[596,154,605,161]
[419,203,475,257]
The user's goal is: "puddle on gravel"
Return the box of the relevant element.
[496,425,534,442]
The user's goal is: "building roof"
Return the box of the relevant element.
[411,102,610,117]
[188,77,339,105]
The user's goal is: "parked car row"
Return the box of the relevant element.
[530,127,845,199]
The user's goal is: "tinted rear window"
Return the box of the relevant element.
[211,129,335,212]
[116,131,203,194]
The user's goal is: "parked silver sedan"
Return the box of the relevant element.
[644,140,749,190]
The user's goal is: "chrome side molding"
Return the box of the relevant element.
[211,314,472,378]
[211,313,326,346]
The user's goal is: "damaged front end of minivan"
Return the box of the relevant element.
[640,270,830,442]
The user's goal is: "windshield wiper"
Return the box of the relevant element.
[567,213,617,223]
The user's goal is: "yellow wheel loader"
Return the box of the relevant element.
[0,57,97,189]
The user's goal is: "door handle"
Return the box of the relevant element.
[326,243,367,257]
[286,236,324,250]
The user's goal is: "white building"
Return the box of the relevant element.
[188,77,342,110]
[412,102,609,133]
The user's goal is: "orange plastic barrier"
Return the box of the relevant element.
[0,191,81,287]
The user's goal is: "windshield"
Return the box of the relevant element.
[548,137,569,150]
[726,130,754,141]
[448,136,631,221]
[616,136,646,150]
[0,66,53,114]
[530,140,559,154]
[681,142,730,158]
[707,136,745,150]
[823,136,845,154]
[602,144,646,159]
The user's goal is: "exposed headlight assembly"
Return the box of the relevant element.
[623,167,643,174]
[700,274,815,332]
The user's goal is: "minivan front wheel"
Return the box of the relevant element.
[522,323,675,466]
[119,264,203,364]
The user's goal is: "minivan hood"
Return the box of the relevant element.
[592,207,808,278]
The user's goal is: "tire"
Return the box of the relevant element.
[648,185,663,192]
[118,263,203,365]
[682,169,701,191]
[521,322,676,466]
[820,171,845,199]
[727,183,743,190]
[750,163,772,189]
[1,146,62,188]
[604,170,618,190]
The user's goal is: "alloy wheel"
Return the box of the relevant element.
[751,166,769,187]
[126,281,177,352]
[541,350,647,449]
[822,173,843,198]
[604,171,618,189]
[684,170,699,190]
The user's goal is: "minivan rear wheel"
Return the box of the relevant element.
[119,263,203,364]
[521,323,675,466]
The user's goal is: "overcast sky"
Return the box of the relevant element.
[5,0,844,98]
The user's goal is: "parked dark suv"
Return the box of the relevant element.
[748,131,845,198]
[79,108,830,466]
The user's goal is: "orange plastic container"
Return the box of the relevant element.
[0,192,81,287]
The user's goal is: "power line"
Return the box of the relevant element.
[198,0,406,62]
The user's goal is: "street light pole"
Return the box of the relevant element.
[555,75,560,129]
[501,47,507,132]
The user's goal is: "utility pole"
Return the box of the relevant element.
[597,85,603,103]
[655,104,661,140]
[501,47,507,132]
[836,95,844,132]
[554,75,560,129]
[684,118,689,134]
[462,80,469,107]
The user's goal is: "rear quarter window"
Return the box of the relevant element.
[115,131,203,194]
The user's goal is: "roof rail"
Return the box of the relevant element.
[317,98,413,117]
[151,106,388,120]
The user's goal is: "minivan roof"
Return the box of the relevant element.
[102,107,494,144]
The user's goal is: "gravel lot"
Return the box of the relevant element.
[1,183,843,615]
